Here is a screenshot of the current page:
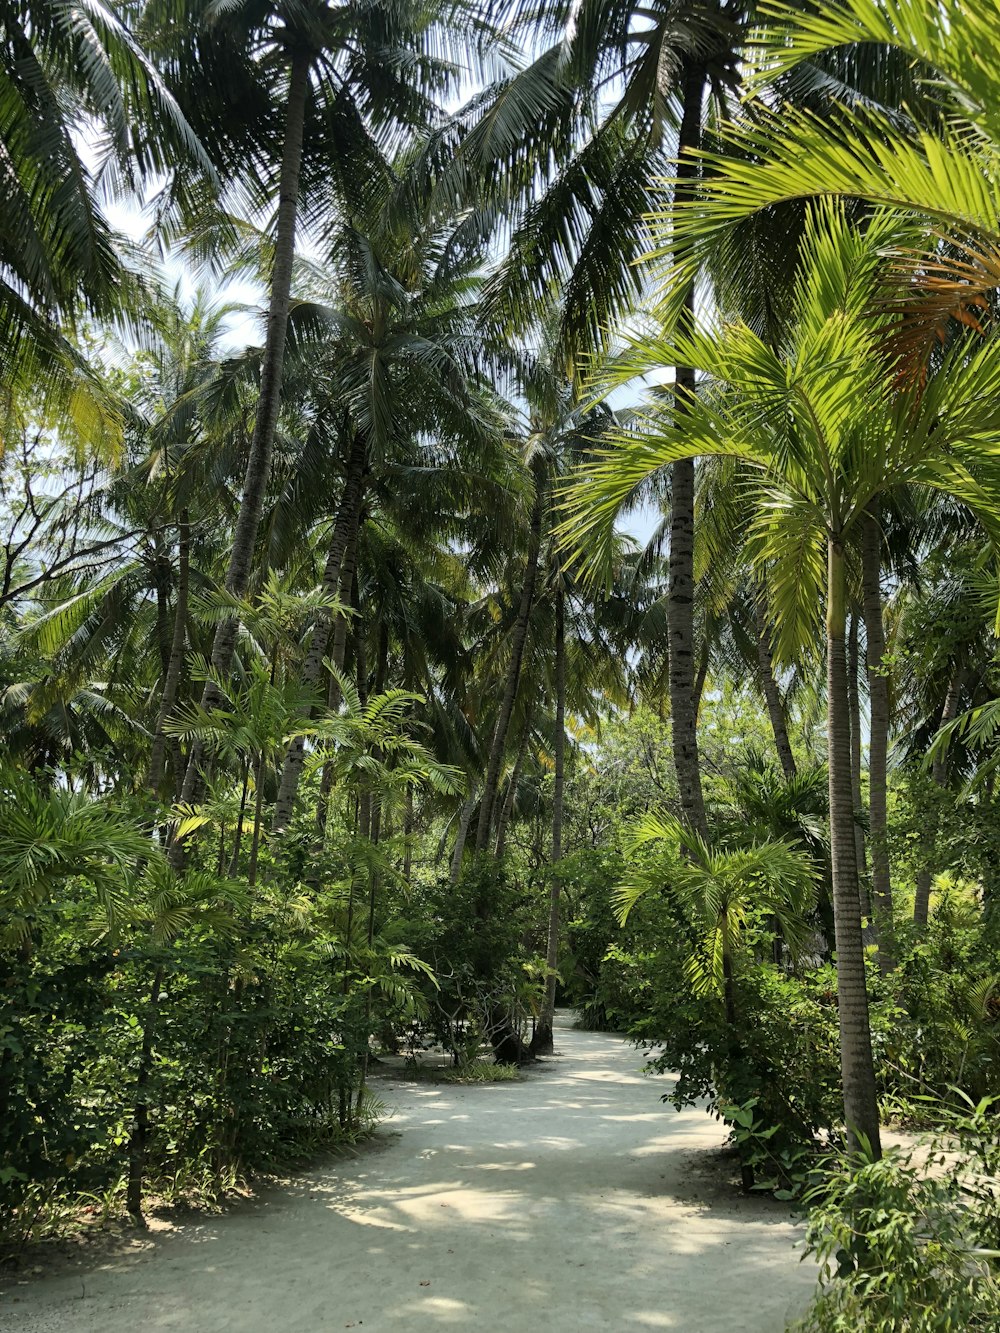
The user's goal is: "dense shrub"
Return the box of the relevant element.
[794,1095,1000,1331]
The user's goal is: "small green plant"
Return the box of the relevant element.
[398,1059,520,1084]
[793,1092,1000,1331]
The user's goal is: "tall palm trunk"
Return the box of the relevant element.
[532,584,565,1057]
[127,965,164,1218]
[474,474,544,855]
[720,915,755,1191]
[316,530,362,832]
[495,718,530,858]
[450,785,478,884]
[861,512,894,958]
[148,512,190,797]
[402,784,414,881]
[847,611,870,917]
[914,667,962,927]
[175,49,311,821]
[669,62,708,838]
[753,590,796,779]
[273,431,367,830]
[827,537,882,1157]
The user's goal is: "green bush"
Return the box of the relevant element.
[793,1094,1000,1331]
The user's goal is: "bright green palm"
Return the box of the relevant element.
[563,206,1000,660]
[661,0,1000,306]
[614,812,817,994]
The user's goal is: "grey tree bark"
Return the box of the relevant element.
[847,611,870,918]
[669,62,709,838]
[914,667,962,928]
[861,512,894,959]
[828,537,882,1157]
[532,583,565,1057]
[494,720,530,859]
[474,474,544,855]
[753,591,796,779]
[148,512,190,798]
[449,786,479,885]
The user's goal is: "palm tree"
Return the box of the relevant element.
[614,811,817,1185]
[672,0,1000,326]
[1,0,209,435]
[271,205,508,830]
[563,205,1000,1154]
[154,0,483,811]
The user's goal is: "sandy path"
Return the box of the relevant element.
[2,1016,817,1331]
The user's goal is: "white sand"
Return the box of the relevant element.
[2,1015,818,1331]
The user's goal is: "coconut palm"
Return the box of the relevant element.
[562,204,1000,1154]
[153,0,488,810]
[1,0,209,434]
[270,203,510,830]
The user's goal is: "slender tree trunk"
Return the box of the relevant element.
[669,62,709,838]
[847,611,870,918]
[154,543,171,682]
[175,49,311,828]
[532,585,565,1057]
[474,474,544,855]
[127,965,164,1218]
[693,640,709,723]
[495,719,530,859]
[914,667,962,928]
[228,762,250,876]
[148,513,190,798]
[861,512,894,960]
[450,786,478,885]
[827,538,882,1157]
[753,591,796,779]
[403,783,414,882]
[273,432,367,830]
[720,919,755,1190]
[246,749,267,889]
[315,540,361,833]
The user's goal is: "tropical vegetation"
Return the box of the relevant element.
[2,0,999,1325]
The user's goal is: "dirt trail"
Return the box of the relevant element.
[2,1016,817,1331]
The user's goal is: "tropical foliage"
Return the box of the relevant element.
[2,0,1000,1324]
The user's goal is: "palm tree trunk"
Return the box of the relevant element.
[127,965,164,1218]
[914,666,962,927]
[847,611,870,917]
[495,719,530,859]
[273,431,367,830]
[861,512,894,958]
[693,640,710,722]
[753,590,796,779]
[246,749,267,889]
[403,783,414,882]
[720,916,755,1191]
[532,584,565,1057]
[228,762,250,876]
[450,786,478,884]
[316,537,361,833]
[827,537,882,1157]
[148,512,190,797]
[175,49,311,821]
[474,474,544,855]
[669,62,708,838]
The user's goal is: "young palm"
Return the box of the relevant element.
[563,205,1000,1154]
